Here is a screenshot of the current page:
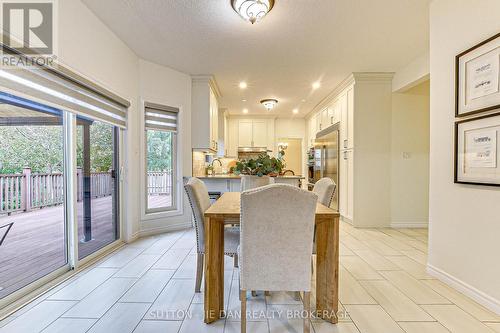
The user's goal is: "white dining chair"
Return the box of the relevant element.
[311,177,336,263]
[312,177,336,207]
[239,184,317,333]
[184,177,240,293]
[240,175,275,191]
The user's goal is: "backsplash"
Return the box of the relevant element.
[192,151,237,177]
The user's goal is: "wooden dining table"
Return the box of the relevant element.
[203,192,340,324]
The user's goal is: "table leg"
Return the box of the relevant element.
[315,215,339,323]
[204,217,225,323]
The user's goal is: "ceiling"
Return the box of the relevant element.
[82,0,430,117]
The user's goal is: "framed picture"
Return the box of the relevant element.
[455,112,500,186]
[456,33,500,117]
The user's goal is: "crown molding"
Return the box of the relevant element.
[191,74,222,98]
[305,72,394,118]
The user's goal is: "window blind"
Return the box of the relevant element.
[144,102,178,132]
[0,44,130,128]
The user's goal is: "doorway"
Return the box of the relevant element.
[278,138,302,175]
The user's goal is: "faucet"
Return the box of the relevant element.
[281,169,295,176]
[210,158,223,168]
[209,158,223,175]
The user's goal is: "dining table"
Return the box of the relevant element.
[203,192,340,324]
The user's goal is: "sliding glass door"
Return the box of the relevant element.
[0,92,121,303]
[0,94,67,299]
[76,117,119,259]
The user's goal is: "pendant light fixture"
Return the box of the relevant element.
[231,0,275,24]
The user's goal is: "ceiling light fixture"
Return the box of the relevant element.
[231,0,275,25]
[243,108,249,114]
[293,109,299,114]
[239,81,247,89]
[312,81,321,90]
[242,99,247,102]
[260,99,278,111]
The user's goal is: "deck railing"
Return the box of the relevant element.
[0,168,172,215]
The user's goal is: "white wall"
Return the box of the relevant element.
[138,60,192,235]
[57,0,193,242]
[391,80,429,227]
[429,0,500,313]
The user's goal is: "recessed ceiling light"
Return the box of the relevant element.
[239,82,247,89]
[242,99,247,102]
[301,99,306,102]
[243,108,249,114]
[293,109,299,114]
[312,82,321,90]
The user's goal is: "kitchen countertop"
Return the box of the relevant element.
[193,174,305,179]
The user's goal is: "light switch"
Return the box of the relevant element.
[402,152,411,159]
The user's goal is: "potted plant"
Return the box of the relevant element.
[234,152,285,177]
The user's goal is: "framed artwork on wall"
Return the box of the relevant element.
[456,32,500,117]
[455,112,500,186]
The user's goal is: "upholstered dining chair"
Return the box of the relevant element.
[312,177,336,207]
[239,184,317,333]
[184,177,240,293]
[240,175,275,191]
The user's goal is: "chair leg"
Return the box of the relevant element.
[195,253,204,293]
[303,291,310,333]
[240,290,247,333]
[251,291,258,297]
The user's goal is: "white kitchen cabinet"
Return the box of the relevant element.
[347,87,354,149]
[308,116,317,146]
[238,119,269,148]
[191,75,221,152]
[252,120,267,147]
[320,108,329,132]
[339,149,354,222]
[238,120,253,147]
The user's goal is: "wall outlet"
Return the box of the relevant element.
[402,152,412,159]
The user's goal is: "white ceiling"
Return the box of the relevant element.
[82,0,430,117]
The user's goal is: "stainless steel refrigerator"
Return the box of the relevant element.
[313,124,339,211]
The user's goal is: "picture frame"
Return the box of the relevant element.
[456,32,500,117]
[455,112,500,186]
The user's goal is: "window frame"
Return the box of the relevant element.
[144,129,177,214]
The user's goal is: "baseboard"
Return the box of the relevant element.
[427,263,500,315]
[138,222,193,238]
[390,222,428,228]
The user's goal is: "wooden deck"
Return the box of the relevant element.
[0,195,171,299]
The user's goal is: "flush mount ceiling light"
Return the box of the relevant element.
[260,98,278,111]
[231,0,275,24]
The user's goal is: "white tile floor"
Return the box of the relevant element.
[1,222,499,333]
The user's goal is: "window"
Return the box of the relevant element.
[144,103,178,213]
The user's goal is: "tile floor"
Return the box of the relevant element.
[1,222,499,333]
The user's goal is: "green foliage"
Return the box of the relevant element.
[147,130,173,172]
[0,126,64,174]
[76,121,114,172]
[234,152,285,177]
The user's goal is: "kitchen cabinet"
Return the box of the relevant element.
[191,75,221,152]
[238,119,268,147]
[339,149,354,222]
[238,120,253,147]
[307,73,393,227]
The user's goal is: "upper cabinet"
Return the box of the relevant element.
[238,119,269,147]
[191,75,221,153]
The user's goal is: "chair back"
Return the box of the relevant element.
[240,175,275,191]
[184,177,211,253]
[313,177,336,207]
[240,184,317,292]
